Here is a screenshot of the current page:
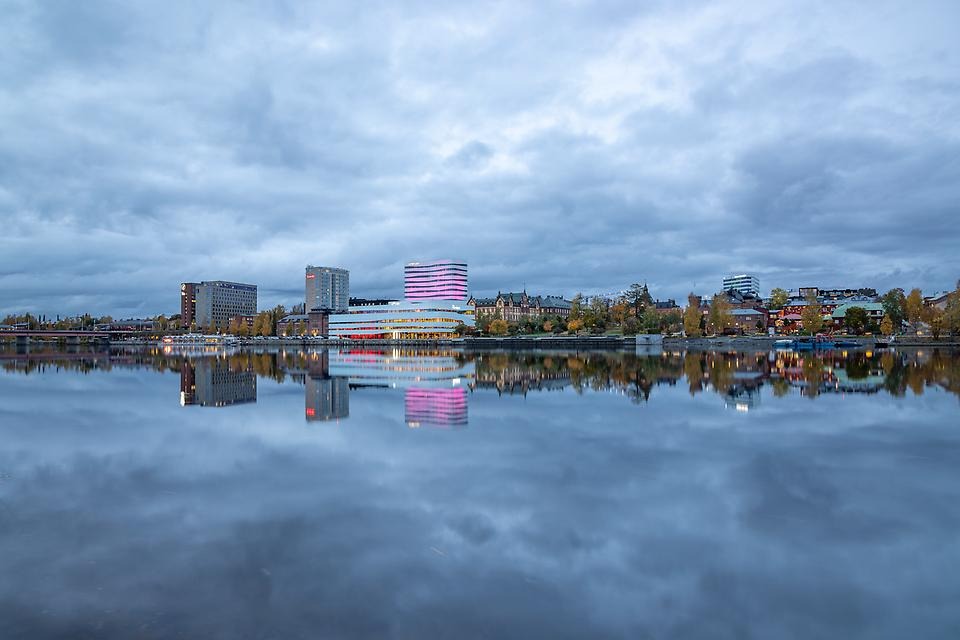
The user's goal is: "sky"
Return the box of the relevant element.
[1,0,959,318]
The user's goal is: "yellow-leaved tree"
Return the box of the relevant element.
[683,294,702,338]
[800,291,823,335]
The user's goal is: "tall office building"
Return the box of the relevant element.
[306,265,349,312]
[404,260,468,301]
[180,282,198,328]
[192,281,257,331]
[722,274,760,297]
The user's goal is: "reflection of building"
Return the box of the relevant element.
[180,359,257,407]
[306,265,349,312]
[305,375,350,421]
[190,281,258,331]
[328,301,474,339]
[404,260,468,301]
[405,387,468,428]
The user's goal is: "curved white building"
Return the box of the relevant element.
[404,260,468,301]
[328,300,474,339]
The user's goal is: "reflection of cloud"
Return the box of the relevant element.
[0,352,959,636]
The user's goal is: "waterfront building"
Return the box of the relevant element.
[830,302,886,329]
[728,308,769,333]
[722,274,760,297]
[328,300,474,339]
[180,283,198,328]
[653,299,681,315]
[277,309,330,336]
[469,291,572,322]
[404,260,468,301]
[306,266,349,312]
[187,281,257,331]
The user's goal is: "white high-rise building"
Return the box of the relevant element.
[306,266,349,312]
[722,274,760,297]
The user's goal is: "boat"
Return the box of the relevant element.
[774,339,794,350]
[792,335,835,350]
[833,339,860,348]
[159,333,239,347]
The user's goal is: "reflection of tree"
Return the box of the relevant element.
[6,345,960,404]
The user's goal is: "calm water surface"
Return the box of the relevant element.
[1,346,959,639]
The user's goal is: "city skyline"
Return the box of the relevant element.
[1,1,959,318]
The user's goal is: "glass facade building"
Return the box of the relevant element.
[722,274,760,297]
[404,260,468,301]
[328,301,474,339]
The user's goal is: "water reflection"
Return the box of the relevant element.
[3,347,960,419]
[2,345,959,638]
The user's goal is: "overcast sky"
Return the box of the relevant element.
[2,0,959,317]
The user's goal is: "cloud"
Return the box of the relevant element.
[1,0,959,316]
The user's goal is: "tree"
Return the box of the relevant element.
[610,302,629,327]
[800,291,823,335]
[623,317,641,336]
[769,288,789,310]
[880,316,894,336]
[624,283,653,316]
[642,307,661,333]
[905,288,924,327]
[945,283,960,336]
[569,294,583,322]
[567,318,583,334]
[489,319,509,335]
[683,294,702,338]
[251,314,264,336]
[237,321,250,337]
[880,288,907,333]
[542,319,554,333]
[228,318,240,335]
[708,294,732,335]
[844,306,868,335]
[258,312,272,337]
[928,309,944,339]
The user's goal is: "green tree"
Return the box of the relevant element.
[642,307,661,333]
[844,306,868,335]
[945,282,960,335]
[569,294,583,322]
[683,294,702,338]
[800,291,823,335]
[624,283,653,316]
[769,288,789,310]
[880,288,907,333]
[708,294,732,334]
[905,288,924,327]
[623,317,641,335]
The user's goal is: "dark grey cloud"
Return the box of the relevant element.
[1,0,959,316]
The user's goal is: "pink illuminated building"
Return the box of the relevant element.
[404,260,468,301]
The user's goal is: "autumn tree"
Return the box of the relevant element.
[567,318,584,335]
[768,288,789,310]
[489,319,509,335]
[800,291,823,335]
[683,294,702,338]
[708,294,732,335]
[228,318,240,335]
[905,288,924,327]
[880,316,894,336]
